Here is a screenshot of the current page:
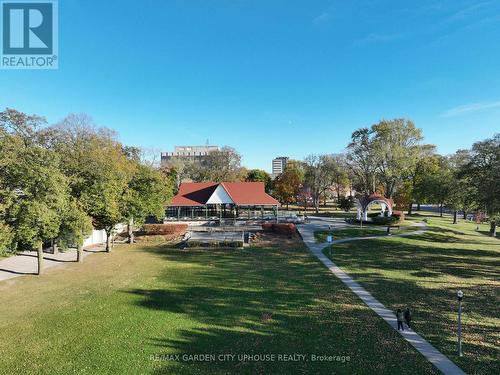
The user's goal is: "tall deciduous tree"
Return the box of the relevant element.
[461,134,500,236]
[330,154,351,203]
[371,119,423,198]
[246,169,272,193]
[273,161,303,209]
[122,164,174,243]
[1,109,68,273]
[58,198,93,262]
[191,146,243,182]
[347,128,378,195]
[303,155,340,213]
[42,114,133,252]
[348,119,425,200]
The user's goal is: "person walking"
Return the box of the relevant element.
[404,307,412,329]
[396,309,405,331]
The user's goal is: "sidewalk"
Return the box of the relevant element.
[0,244,106,283]
[297,218,466,375]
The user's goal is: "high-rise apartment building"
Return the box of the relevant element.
[272,156,288,179]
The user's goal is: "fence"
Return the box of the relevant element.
[83,223,126,248]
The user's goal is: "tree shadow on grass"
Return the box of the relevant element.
[325,234,500,375]
[123,246,439,375]
[0,268,36,275]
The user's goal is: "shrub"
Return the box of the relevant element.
[339,196,355,212]
[261,223,297,235]
[371,216,399,225]
[140,224,188,236]
[262,223,274,232]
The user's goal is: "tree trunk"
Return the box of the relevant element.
[128,218,134,244]
[453,210,458,224]
[77,243,83,262]
[408,202,413,216]
[37,242,43,275]
[417,203,421,211]
[105,230,111,252]
[51,239,58,255]
[440,203,443,217]
[490,221,497,237]
[463,211,467,220]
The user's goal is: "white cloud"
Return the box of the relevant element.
[312,12,330,25]
[441,100,500,117]
[352,32,406,47]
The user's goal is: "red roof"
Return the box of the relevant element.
[171,182,279,206]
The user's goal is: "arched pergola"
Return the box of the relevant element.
[355,194,393,221]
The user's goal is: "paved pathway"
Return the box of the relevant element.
[0,245,106,283]
[297,217,466,375]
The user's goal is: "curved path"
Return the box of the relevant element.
[297,217,466,375]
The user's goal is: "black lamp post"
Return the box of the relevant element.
[457,290,464,357]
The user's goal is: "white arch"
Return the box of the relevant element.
[356,199,393,221]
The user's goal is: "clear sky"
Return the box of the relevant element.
[1,0,500,172]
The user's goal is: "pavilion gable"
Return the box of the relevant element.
[206,184,234,205]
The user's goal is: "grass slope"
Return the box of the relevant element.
[324,214,500,375]
[0,236,438,375]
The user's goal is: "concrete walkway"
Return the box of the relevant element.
[297,217,466,375]
[0,245,106,283]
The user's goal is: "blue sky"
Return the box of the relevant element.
[1,0,500,172]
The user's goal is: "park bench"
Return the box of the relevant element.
[386,225,400,235]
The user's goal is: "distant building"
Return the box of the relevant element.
[161,145,219,165]
[272,157,288,179]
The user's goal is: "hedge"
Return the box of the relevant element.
[262,223,297,235]
[140,224,188,236]
[371,216,399,225]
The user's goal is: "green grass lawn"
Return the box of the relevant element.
[324,213,500,375]
[0,235,439,375]
[314,225,419,242]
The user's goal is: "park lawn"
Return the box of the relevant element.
[314,225,420,242]
[324,213,500,375]
[0,235,439,375]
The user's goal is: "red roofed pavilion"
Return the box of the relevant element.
[167,182,280,220]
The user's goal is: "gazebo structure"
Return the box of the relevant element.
[356,194,393,221]
[166,182,280,221]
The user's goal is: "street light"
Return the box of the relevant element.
[457,290,464,357]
